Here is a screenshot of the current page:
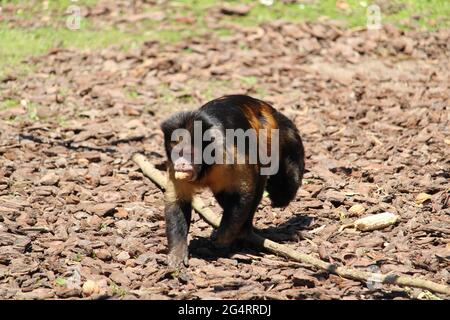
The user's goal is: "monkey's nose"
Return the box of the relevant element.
[173,157,194,172]
[177,162,191,171]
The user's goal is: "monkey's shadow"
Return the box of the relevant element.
[189,213,314,261]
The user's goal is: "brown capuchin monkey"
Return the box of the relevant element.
[160,95,304,268]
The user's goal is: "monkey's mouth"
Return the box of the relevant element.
[174,170,193,180]
[172,156,199,181]
[174,170,197,181]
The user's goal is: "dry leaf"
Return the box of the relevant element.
[415,193,432,205]
[353,212,399,231]
[82,280,100,296]
[340,212,400,232]
[348,204,365,216]
[336,0,350,11]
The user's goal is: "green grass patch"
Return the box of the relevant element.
[127,90,140,99]
[171,0,450,30]
[0,22,145,78]
[72,253,82,263]
[0,99,19,111]
[54,277,67,286]
[109,282,127,297]
[0,0,448,79]
[240,76,258,87]
[25,102,39,121]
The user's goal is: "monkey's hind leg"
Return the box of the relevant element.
[213,178,265,246]
[240,176,266,236]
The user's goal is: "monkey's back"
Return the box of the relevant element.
[199,95,304,207]
[199,95,279,132]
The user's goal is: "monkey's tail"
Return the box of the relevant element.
[266,113,305,208]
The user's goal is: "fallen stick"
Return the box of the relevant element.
[132,153,450,296]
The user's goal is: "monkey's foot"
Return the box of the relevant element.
[212,230,236,247]
[167,246,189,269]
[166,266,191,284]
[213,225,253,247]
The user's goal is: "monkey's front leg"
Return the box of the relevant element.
[165,200,192,268]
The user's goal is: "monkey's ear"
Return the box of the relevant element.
[160,111,196,137]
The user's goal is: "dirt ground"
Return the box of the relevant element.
[0,2,449,300]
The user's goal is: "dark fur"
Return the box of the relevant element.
[160,95,305,268]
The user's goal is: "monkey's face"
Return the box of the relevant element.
[161,111,212,182]
[169,139,203,181]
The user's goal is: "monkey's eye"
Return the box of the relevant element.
[170,138,182,148]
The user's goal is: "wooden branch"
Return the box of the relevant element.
[132,153,450,296]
